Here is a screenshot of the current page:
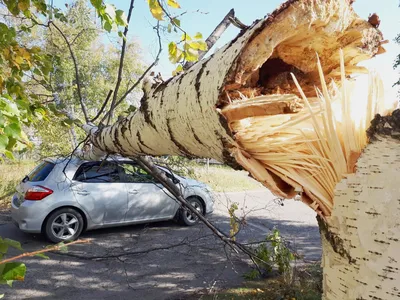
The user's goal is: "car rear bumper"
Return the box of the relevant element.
[11,196,46,233]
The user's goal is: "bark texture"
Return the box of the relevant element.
[83,0,384,170]
[320,136,400,300]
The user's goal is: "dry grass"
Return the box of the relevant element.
[198,263,322,300]
[0,161,35,208]
[193,165,262,192]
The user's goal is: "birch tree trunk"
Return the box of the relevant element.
[320,136,400,300]
[78,0,396,296]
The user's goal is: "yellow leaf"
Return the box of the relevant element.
[2,48,10,60]
[14,56,24,65]
[193,32,202,39]
[181,33,191,41]
[148,0,164,20]
[19,48,31,60]
[167,0,180,8]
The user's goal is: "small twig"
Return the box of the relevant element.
[49,21,89,123]
[0,239,91,265]
[90,90,113,123]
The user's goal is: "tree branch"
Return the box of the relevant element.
[107,0,135,125]
[0,239,91,265]
[49,21,89,123]
[90,89,113,123]
[184,9,235,70]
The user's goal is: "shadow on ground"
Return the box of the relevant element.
[0,207,321,300]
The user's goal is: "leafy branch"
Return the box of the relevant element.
[0,239,91,265]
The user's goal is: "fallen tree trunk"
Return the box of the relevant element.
[78,1,397,298]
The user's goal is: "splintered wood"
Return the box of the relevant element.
[226,51,385,217]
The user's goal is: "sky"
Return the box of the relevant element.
[110,0,399,100]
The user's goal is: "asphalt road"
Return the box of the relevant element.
[0,189,321,300]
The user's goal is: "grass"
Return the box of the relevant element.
[0,160,35,208]
[199,263,322,300]
[193,165,262,192]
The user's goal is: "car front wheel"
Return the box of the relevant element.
[44,208,84,243]
[179,197,204,226]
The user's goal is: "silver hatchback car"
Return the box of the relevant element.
[11,157,214,243]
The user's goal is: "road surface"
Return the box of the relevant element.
[0,189,320,299]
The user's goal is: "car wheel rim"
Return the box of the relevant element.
[51,213,79,240]
[185,201,202,223]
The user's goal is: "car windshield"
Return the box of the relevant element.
[27,161,55,182]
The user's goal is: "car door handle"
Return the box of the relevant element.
[129,190,138,195]
[77,190,90,196]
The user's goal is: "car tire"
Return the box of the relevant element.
[179,197,204,226]
[44,208,84,243]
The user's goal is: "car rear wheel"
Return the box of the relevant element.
[44,208,84,243]
[179,197,204,226]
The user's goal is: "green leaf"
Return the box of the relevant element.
[0,98,19,116]
[103,21,112,32]
[171,18,180,27]
[148,0,163,20]
[90,0,103,9]
[0,135,9,151]
[6,137,17,151]
[0,242,8,254]
[115,10,127,27]
[167,0,180,8]
[35,253,49,259]
[4,238,23,251]
[4,150,14,160]
[167,23,172,33]
[193,32,203,40]
[4,123,21,139]
[0,113,4,126]
[1,262,26,281]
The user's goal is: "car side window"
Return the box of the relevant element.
[74,162,121,183]
[120,163,157,183]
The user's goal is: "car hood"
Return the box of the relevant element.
[181,177,210,190]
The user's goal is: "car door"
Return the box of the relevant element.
[71,161,128,224]
[120,162,178,222]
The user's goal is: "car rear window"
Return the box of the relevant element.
[28,161,55,182]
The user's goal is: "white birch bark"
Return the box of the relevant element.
[321,137,400,300]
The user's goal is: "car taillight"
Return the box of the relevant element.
[24,186,53,201]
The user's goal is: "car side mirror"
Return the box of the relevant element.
[172,177,180,184]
